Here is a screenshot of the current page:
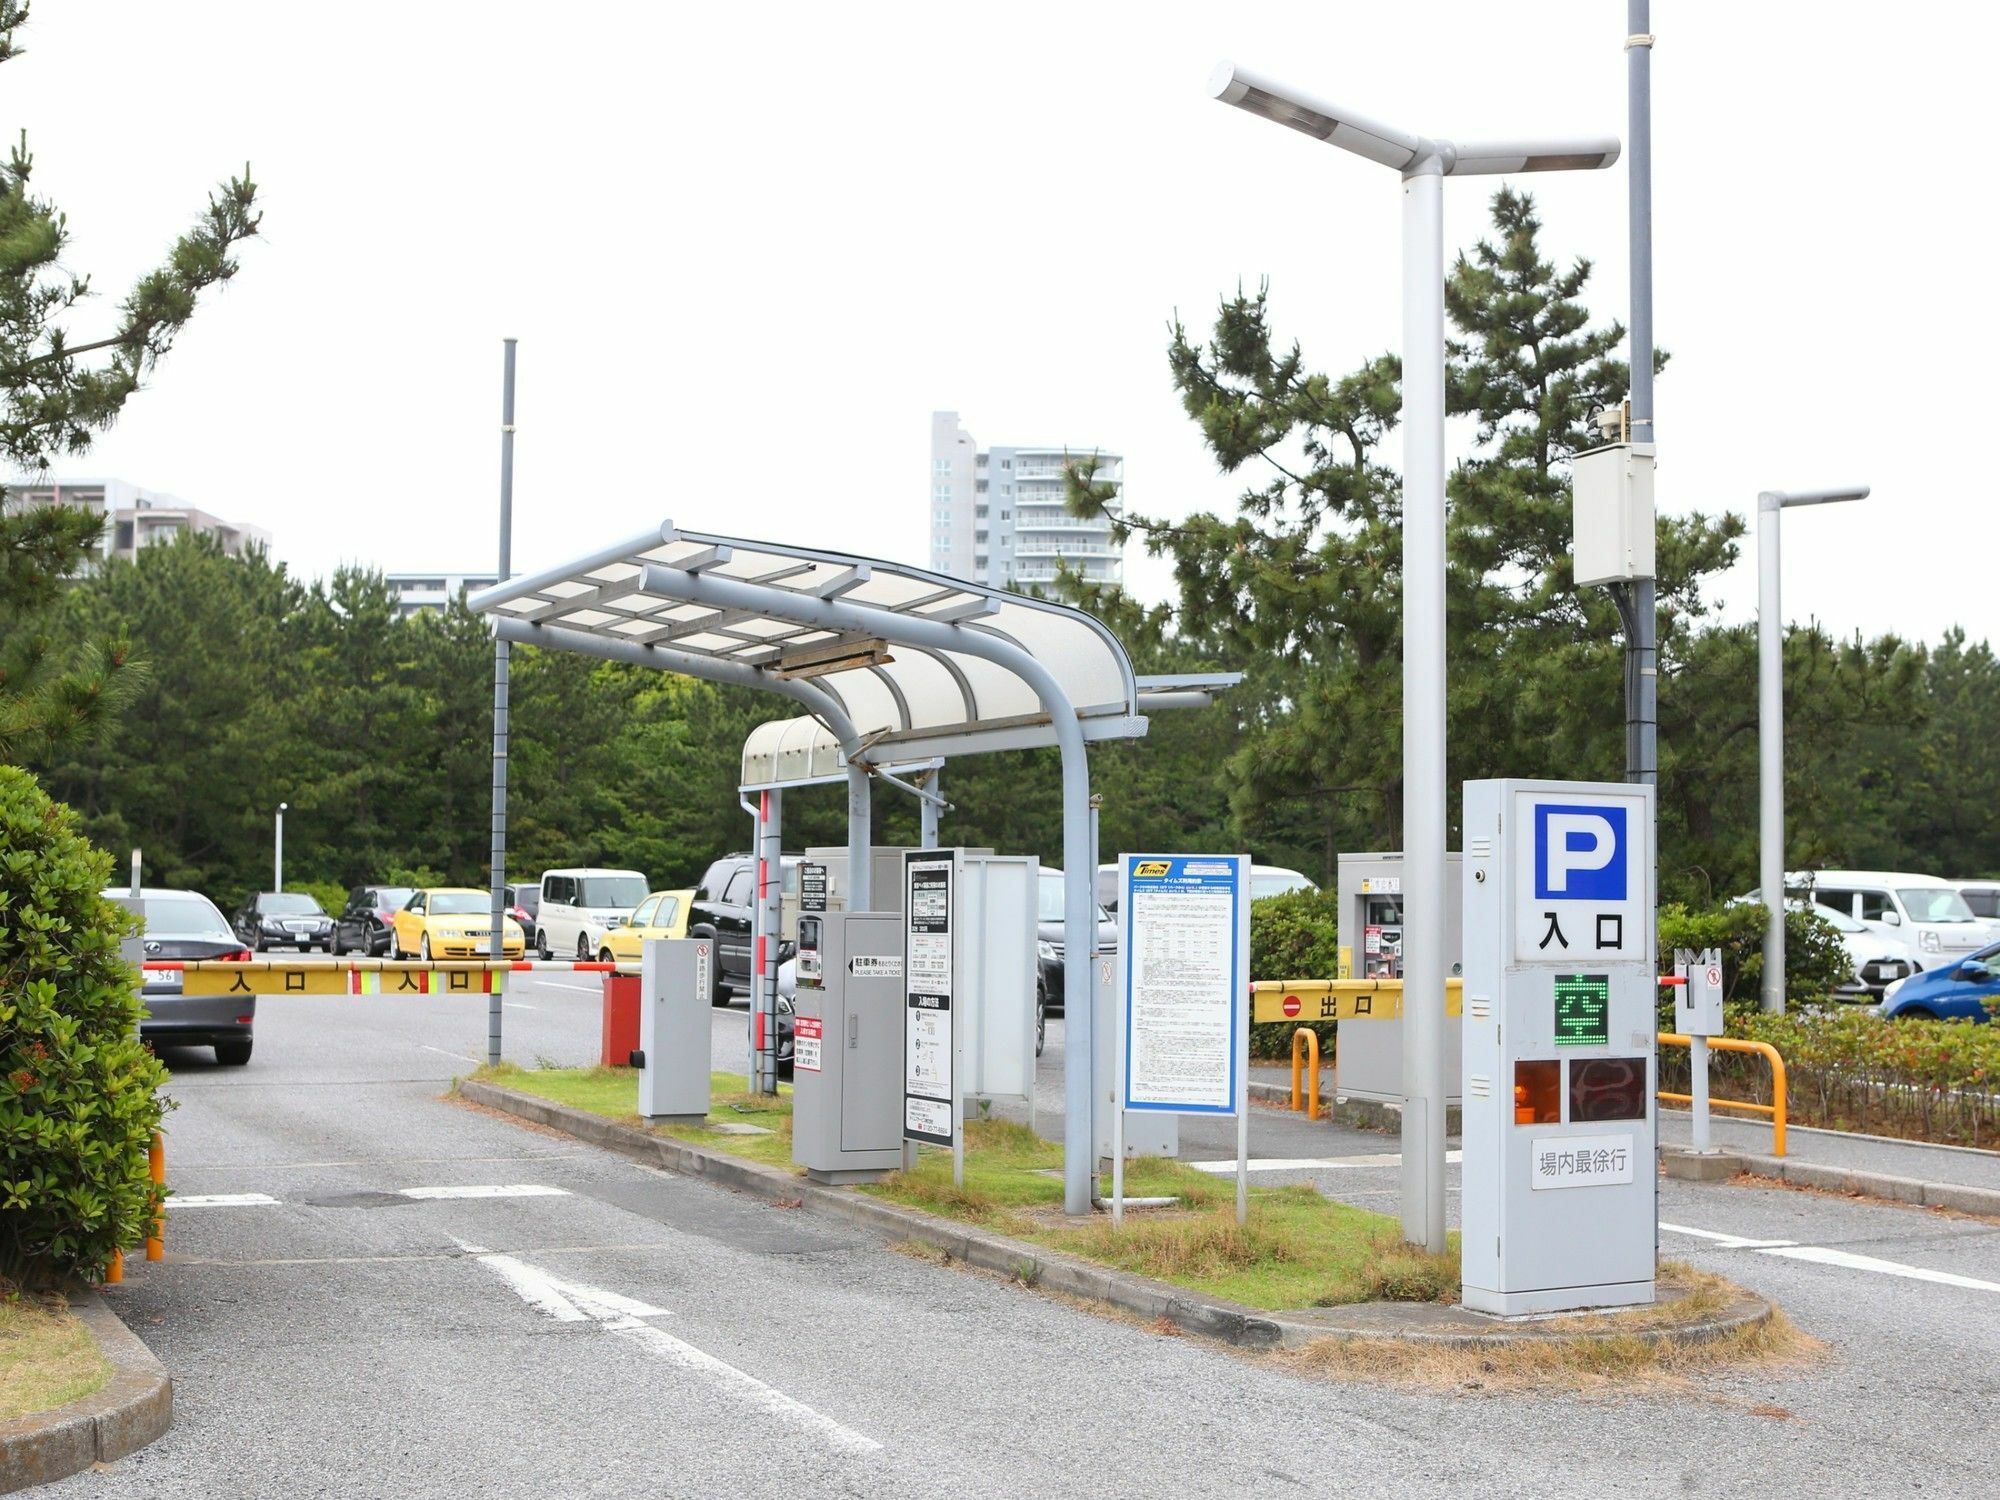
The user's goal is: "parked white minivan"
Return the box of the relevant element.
[535,867,649,960]
[1798,869,1994,969]
[1954,880,2000,923]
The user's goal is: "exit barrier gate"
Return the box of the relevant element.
[143,958,639,998]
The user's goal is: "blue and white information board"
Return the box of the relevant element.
[1119,854,1249,1116]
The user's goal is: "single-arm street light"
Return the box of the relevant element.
[1210,61,1619,1255]
[274,802,288,894]
[1759,485,1870,1014]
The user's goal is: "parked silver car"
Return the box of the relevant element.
[109,887,257,1065]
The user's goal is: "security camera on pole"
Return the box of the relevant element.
[1209,62,1619,1255]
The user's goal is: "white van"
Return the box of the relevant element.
[1954,880,2000,924]
[535,867,649,960]
[1798,869,1994,969]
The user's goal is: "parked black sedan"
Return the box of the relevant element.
[1036,868,1117,1015]
[332,884,415,956]
[233,891,335,952]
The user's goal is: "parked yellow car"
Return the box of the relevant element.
[597,888,694,964]
[391,888,526,961]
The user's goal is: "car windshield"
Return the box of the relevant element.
[429,891,492,915]
[140,893,233,941]
[1793,902,1864,934]
[374,887,414,910]
[579,876,648,909]
[1037,874,1109,924]
[1897,888,1978,923]
[1961,889,2000,920]
[1252,870,1315,900]
[262,893,324,915]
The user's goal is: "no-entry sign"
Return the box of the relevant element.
[1282,994,1302,1018]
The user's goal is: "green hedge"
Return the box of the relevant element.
[1249,888,1342,1059]
[0,768,170,1285]
[1670,1008,2000,1148]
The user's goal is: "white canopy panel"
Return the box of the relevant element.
[471,523,1145,761]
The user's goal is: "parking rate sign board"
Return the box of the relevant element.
[902,850,957,1147]
[1121,854,1248,1115]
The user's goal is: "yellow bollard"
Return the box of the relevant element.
[146,1131,165,1261]
[1289,1027,1322,1121]
[106,1249,124,1285]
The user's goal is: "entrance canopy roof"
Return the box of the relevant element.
[470,523,1166,763]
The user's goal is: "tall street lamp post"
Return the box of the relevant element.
[274,802,287,894]
[1758,485,1870,1014]
[1209,62,1619,1254]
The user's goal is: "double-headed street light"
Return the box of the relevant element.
[1209,62,1620,1255]
[1759,485,1870,1014]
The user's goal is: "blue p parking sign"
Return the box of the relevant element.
[1533,803,1627,902]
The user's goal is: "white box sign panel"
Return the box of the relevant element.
[1512,790,1647,964]
[794,1015,823,1073]
[1120,854,1248,1115]
[1528,1132,1636,1190]
[902,851,957,1148]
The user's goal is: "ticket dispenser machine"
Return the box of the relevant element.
[791,911,906,1183]
[637,938,713,1124]
[1461,778,1657,1315]
[1334,851,1463,1106]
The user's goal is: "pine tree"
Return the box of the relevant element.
[0,1,260,758]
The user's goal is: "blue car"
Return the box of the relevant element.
[1881,941,2000,1021]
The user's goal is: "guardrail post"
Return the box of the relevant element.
[146,1132,165,1261]
[1290,1027,1321,1122]
[1690,1034,1711,1153]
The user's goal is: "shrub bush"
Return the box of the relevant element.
[1657,900,1853,1023]
[1669,1008,2000,1147]
[292,879,347,919]
[0,768,169,1286]
[1249,887,1342,1058]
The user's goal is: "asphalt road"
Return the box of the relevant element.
[57,974,2000,1498]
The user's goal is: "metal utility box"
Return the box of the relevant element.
[791,911,906,1182]
[1461,778,1657,1315]
[1334,851,1464,1106]
[1572,441,1657,587]
[1675,947,1725,1036]
[1092,952,1178,1163]
[637,938,713,1123]
[795,845,996,931]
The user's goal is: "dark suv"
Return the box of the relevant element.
[687,854,799,1005]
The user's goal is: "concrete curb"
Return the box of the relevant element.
[458,1079,1768,1351]
[1663,1146,2000,1216]
[1247,1077,1463,1137]
[0,1291,173,1494]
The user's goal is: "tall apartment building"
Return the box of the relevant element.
[5,477,270,563]
[927,411,1124,591]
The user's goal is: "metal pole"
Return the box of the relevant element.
[1690,1035,1712,1152]
[920,767,941,849]
[274,805,284,893]
[759,789,784,1095]
[746,794,767,1088]
[1758,493,1785,1014]
[1399,156,1449,1256]
[487,338,517,1068]
[129,849,141,897]
[1627,1,1657,786]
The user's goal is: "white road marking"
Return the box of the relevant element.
[167,1193,281,1208]
[397,1184,570,1201]
[1186,1149,1463,1174]
[1661,1221,2000,1293]
[530,980,603,995]
[504,1003,539,1011]
[459,1240,881,1456]
[419,1044,479,1062]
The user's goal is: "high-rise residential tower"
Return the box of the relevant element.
[927,411,1123,591]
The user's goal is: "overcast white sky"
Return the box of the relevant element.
[7,3,1985,645]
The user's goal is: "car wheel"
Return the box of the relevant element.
[331,930,345,956]
[1897,1007,1937,1020]
[535,928,551,961]
[420,934,433,963]
[1036,989,1047,1057]
[576,933,591,962]
[214,1039,253,1066]
[599,948,614,964]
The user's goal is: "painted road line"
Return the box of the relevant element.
[459,1240,881,1456]
[531,980,604,995]
[396,1184,570,1201]
[1186,1149,1464,1174]
[166,1192,281,1209]
[419,1044,479,1062]
[1661,1222,2000,1293]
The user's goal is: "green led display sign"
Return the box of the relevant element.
[1553,973,1610,1047]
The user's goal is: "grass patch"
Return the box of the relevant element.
[1283,1297,1822,1396]
[470,1062,800,1171]
[862,1119,1461,1310]
[0,1289,110,1421]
